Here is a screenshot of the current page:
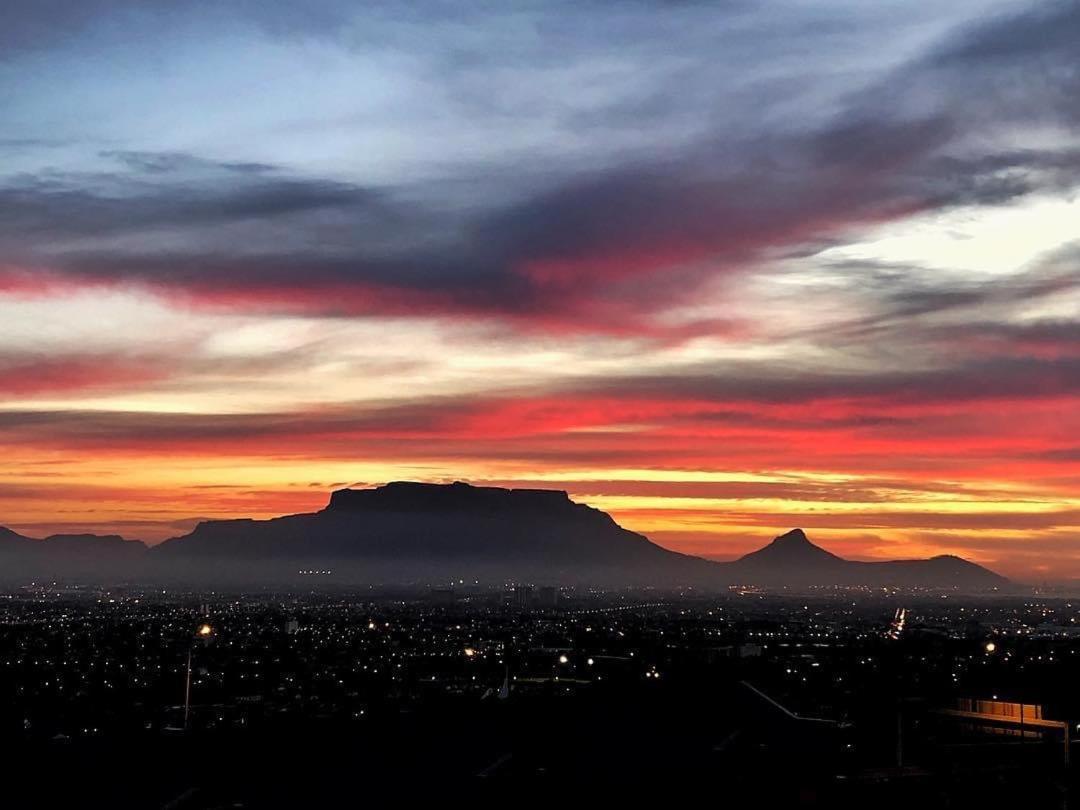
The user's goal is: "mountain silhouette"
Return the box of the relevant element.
[734,528,843,569]
[152,481,712,584]
[0,527,146,580]
[0,482,1008,589]
[728,527,1006,588]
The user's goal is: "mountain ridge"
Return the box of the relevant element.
[0,482,1008,589]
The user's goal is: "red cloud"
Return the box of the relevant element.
[0,355,166,396]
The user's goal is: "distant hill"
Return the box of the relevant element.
[728,528,1007,589]
[0,482,1009,589]
[733,528,844,572]
[0,527,146,580]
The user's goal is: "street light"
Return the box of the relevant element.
[184,623,215,731]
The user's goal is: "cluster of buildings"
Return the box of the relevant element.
[4,582,1080,793]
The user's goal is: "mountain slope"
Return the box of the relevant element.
[0,482,1009,589]
[0,528,147,581]
[729,528,1007,589]
[153,481,714,584]
[733,528,843,573]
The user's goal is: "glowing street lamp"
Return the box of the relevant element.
[184,623,215,731]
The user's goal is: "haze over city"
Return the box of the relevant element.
[2,0,1078,582]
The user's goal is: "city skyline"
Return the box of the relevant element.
[1,1,1078,580]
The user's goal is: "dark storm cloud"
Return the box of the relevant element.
[474,116,947,269]
[576,355,1080,406]
[0,0,361,55]
[0,117,952,324]
[0,156,390,237]
[933,0,1080,71]
[102,150,276,176]
[855,0,1080,125]
[1,2,1078,332]
[918,148,1080,207]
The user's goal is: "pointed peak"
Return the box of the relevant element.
[773,528,810,545]
[735,527,843,567]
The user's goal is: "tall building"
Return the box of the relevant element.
[429,587,455,606]
[512,585,533,611]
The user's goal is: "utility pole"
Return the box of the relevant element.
[183,647,193,731]
[896,702,903,770]
[182,623,213,731]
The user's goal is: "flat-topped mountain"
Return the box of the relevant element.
[153,481,711,584]
[0,482,1009,589]
[326,481,573,514]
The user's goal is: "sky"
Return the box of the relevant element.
[1,0,1078,580]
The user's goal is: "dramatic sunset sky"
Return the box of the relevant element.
[1,1,1078,579]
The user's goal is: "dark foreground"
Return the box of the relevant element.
[3,585,1079,807]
